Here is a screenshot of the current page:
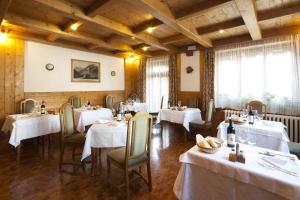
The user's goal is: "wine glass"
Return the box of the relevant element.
[248,135,256,147]
[238,133,247,144]
[177,100,181,107]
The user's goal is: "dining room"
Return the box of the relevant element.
[0,0,300,200]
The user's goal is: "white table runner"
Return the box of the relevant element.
[74,108,113,132]
[157,108,201,131]
[81,120,127,161]
[1,114,61,147]
[174,145,300,200]
[217,120,289,153]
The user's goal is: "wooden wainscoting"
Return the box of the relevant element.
[24,90,125,109]
[178,91,201,108]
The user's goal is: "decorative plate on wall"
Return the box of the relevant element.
[186,66,194,74]
[111,71,116,76]
[45,63,54,71]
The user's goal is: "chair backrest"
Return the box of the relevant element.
[125,112,153,163]
[245,100,267,118]
[106,95,113,110]
[68,96,81,108]
[20,99,37,113]
[59,103,75,138]
[205,99,214,123]
[188,98,198,108]
[160,96,164,109]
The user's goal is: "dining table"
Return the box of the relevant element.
[157,108,201,131]
[74,107,113,132]
[1,113,61,161]
[173,143,300,200]
[217,120,289,153]
[81,118,127,175]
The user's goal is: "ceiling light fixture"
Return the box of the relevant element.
[131,36,136,40]
[70,23,80,31]
[0,31,8,43]
[142,46,149,51]
[219,29,224,34]
[146,26,155,33]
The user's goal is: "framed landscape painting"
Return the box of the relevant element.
[71,59,100,82]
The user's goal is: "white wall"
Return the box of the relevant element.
[180,51,200,91]
[24,41,124,92]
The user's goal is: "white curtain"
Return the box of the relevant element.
[215,35,300,115]
[146,56,169,112]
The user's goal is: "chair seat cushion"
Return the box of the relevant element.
[107,147,148,167]
[288,142,300,158]
[64,133,86,144]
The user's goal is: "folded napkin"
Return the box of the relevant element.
[260,156,299,177]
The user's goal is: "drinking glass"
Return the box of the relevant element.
[238,133,247,144]
[248,135,256,147]
[177,100,181,107]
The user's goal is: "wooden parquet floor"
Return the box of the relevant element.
[0,124,194,200]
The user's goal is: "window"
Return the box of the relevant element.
[215,36,300,115]
[146,56,169,112]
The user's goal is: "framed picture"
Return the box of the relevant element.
[71,59,100,82]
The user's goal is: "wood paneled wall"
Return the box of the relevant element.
[24,90,125,109]
[124,59,140,99]
[0,38,24,125]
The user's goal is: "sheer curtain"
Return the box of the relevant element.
[215,36,300,115]
[146,56,169,112]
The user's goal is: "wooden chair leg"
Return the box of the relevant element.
[125,169,129,200]
[17,142,22,163]
[59,144,65,169]
[147,161,152,192]
[160,121,163,136]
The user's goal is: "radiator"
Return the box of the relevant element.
[224,110,300,142]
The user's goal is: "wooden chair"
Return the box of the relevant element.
[288,142,300,159]
[106,95,113,110]
[188,97,199,108]
[68,96,81,108]
[20,99,37,113]
[189,99,214,137]
[59,103,86,171]
[245,100,267,119]
[107,112,153,199]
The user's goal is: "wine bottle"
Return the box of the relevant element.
[227,119,235,147]
[41,100,46,115]
[117,106,122,121]
[248,106,254,124]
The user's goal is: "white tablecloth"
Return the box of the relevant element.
[157,108,201,131]
[217,120,290,153]
[124,103,148,112]
[74,108,113,132]
[1,114,61,147]
[174,145,300,200]
[81,120,127,161]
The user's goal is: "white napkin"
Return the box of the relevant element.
[96,119,111,124]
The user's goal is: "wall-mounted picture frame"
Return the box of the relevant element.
[71,59,100,82]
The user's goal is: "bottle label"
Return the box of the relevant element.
[227,134,235,146]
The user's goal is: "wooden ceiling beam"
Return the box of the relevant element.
[31,0,172,51]
[128,0,212,47]
[176,0,232,21]
[85,0,111,17]
[0,0,11,25]
[160,34,187,44]
[131,0,231,35]
[4,12,137,52]
[234,0,261,40]
[197,3,300,36]
[212,24,300,46]
[197,18,245,35]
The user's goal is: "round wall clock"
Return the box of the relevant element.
[111,71,116,76]
[45,63,54,71]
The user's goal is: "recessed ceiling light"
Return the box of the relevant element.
[70,23,80,31]
[219,29,224,33]
[142,46,149,51]
[146,26,155,33]
[0,32,8,43]
[131,36,136,40]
